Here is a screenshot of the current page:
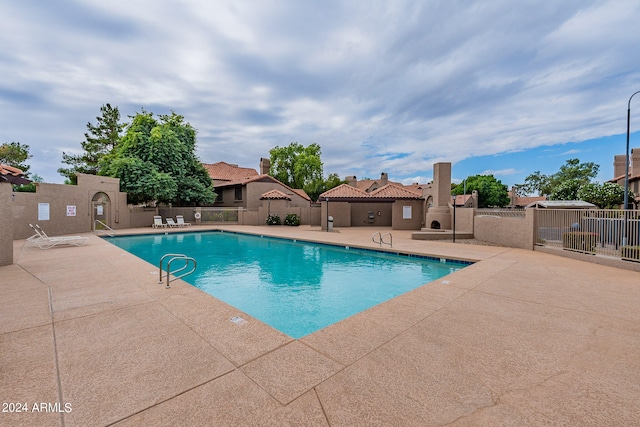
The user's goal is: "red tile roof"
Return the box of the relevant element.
[203,162,258,182]
[370,183,422,199]
[320,183,371,199]
[260,189,291,200]
[0,164,30,184]
[320,183,424,200]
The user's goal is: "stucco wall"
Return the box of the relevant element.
[473,210,535,249]
[350,202,392,226]
[11,173,129,240]
[321,201,351,230]
[391,200,424,230]
[452,208,475,233]
[0,183,13,266]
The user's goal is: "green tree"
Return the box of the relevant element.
[0,141,32,176]
[101,111,215,205]
[519,159,599,196]
[549,179,582,200]
[452,174,509,208]
[577,182,632,208]
[58,103,126,184]
[14,174,43,193]
[269,142,342,200]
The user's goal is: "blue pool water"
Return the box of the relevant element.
[106,231,469,338]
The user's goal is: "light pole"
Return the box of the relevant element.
[452,194,457,243]
[623,91,640,246]
[624,91,640,212]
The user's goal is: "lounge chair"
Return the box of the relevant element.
[166,218,178,227]
[176,215,191,227]
[28,224,88,249]
[152,216,167,228]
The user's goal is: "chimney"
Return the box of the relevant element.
[346,176,357,187]
[632,148,640,177]
[259,157,271,175]
[380,172,388,186]
[614,154,627,180]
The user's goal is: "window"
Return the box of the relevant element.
[217,190,223,202]
[235,186,243,201]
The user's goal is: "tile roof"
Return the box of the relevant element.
[0,164,30,184]
[260,189,291,200]
[370,183,422,199]
[320,183,371,199]
[203,162,258,182]
[320,183,424,200]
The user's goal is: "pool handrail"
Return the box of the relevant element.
[158,253,197,288]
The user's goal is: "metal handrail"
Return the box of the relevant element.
[158,253,197,289]
[94,220,115,237]
[372,232,393,247]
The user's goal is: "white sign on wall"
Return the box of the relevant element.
[403,206,412,219]
[38,203,50,221]
[96,205,104,216]
[66,205,76,217]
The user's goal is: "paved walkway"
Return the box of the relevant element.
[2,226,639,426]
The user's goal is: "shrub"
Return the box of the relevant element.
[266,214,281,225]
[562,231,597,253]
[284,213,300,226]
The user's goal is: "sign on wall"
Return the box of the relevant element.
[403,206,412,219]
[38,203,50,221]
[96,205,104,216]
[66,205,76,217]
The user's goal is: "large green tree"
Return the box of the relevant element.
[576,182,633,208]
[269,142,342,201]
[517,158,599,196]
[0,141,32,176]
[58,103,126,184]
[101,110,215,205]
[452,174,509,208]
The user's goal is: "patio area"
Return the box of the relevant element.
[2,225,640,426]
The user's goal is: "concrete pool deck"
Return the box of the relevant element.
[2,225,639,426]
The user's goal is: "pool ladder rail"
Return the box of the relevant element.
[159,253,197,289]
[372,231,393,248]
[94,220,115,237]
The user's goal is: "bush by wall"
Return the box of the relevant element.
[266,214,281,225]
[284,213,300,226]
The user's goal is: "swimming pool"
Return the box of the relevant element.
[106,231,470,338]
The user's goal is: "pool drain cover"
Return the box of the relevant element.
[230,316,247,325]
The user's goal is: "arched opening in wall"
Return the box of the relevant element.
[426,196,434,209]
[92,192,111,228]
[430,220,441,229]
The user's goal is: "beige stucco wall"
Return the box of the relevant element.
[0,183,13,266]
[350,202,392,226]
[391,200,424,230]
[473,210,535,250]
[321,201,351,230]
[11,173,129,240]
[452,208,475,233]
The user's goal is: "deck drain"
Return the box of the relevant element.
[230,316,247,326]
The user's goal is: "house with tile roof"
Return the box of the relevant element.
[318,182,424,230]
[204,158,317,225]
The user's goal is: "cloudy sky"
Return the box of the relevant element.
[2,0,640,188]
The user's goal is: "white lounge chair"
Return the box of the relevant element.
[166,218,178,227]
[29,224,88,249]
[176,215,191,227]
[152,216,167,228]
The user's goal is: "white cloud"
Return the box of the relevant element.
[1,0,639,184]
